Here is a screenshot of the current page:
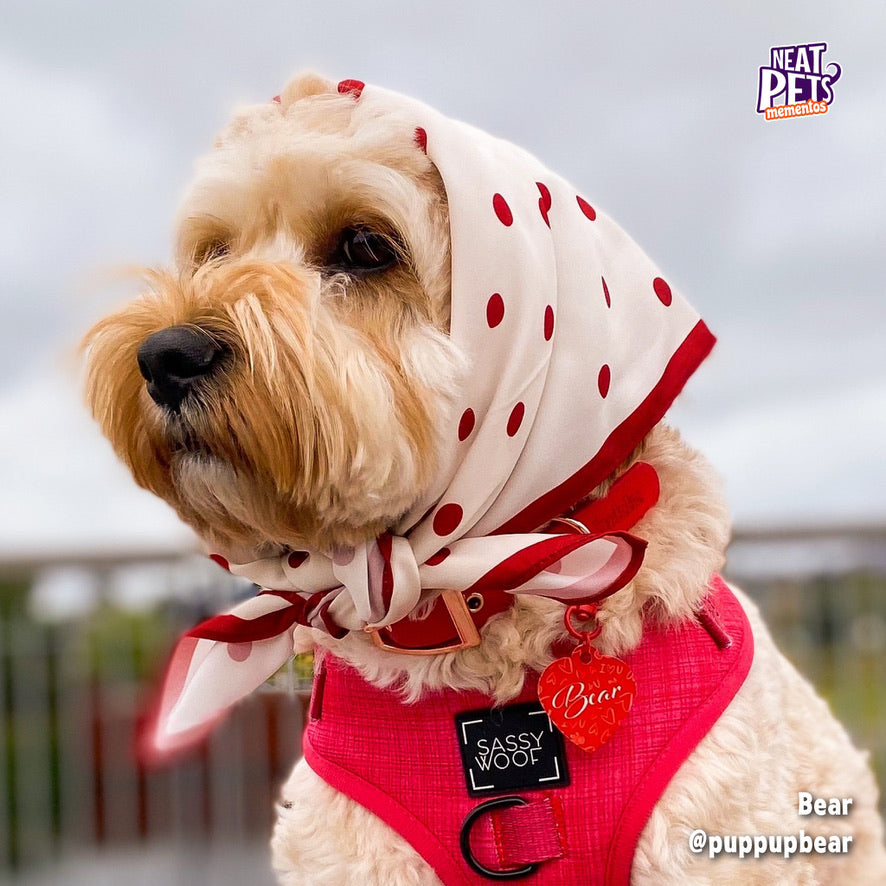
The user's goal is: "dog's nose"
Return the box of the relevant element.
[137,325,224,411]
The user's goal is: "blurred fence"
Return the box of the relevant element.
[0,531,884,882]
[0,557,307,885]
[727,525,886,793]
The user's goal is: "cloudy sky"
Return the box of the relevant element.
[1,0,884,559]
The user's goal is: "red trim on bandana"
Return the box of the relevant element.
[497,320,715,535]
[464,532,646,604]
[378,533,395,612]
[186,592,313,643]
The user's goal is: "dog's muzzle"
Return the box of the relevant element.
[137,325,225,412]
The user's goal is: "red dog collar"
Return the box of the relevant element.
[367,462,660,654]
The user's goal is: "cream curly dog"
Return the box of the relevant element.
[84,72,886,885]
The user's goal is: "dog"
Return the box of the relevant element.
[83,72,886,884]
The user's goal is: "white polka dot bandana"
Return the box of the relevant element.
[144,81,715,757]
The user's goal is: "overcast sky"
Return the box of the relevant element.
[1,0,884,558]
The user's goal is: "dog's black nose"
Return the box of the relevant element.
[137,325,224,411]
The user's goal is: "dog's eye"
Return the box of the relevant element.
[336,227,399,273]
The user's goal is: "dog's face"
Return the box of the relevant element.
[84,74,464,557]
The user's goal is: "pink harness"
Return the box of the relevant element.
[304,576,752,885]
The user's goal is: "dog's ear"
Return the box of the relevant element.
[279,72,337,110]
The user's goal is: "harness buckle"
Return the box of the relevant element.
[365,589,482,655]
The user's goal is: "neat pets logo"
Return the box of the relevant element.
[757,42,841,121]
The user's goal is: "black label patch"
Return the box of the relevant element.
[455,702,569,797]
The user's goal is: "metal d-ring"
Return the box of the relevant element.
[547,516,590,535]
[459,796,539,880]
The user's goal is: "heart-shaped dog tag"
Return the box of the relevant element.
[538,645,636,752]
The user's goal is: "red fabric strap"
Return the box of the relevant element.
[374,584,514,650]
[493,797,566,867]
[567,461,660,536]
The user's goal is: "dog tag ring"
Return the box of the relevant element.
[538,605,636,752]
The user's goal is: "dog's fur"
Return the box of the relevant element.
[84,72,886,884]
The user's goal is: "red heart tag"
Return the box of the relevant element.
[538,645,636,752]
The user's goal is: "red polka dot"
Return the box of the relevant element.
[433,503,463,536]
[458,408,476,441]
[507,402,526,437]
[337,79,365,98]
[493,193,513,226]
[228,642,253,662]
[544,305,555,341]
[271,95,282,104]
[598,365,611,398]
[486,293,505,328]
[414,127,428,153]
[537,182,552,227]
[653,277,673,306]
[210,554,230,571]
[601,276,611,308]
[426,547,451,566]
[577,195,597,220]
[333,546,356,566]
[287,551,308,569]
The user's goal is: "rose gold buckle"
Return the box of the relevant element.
[365,589,482,655]
[546,516,590,535]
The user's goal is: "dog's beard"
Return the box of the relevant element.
[84,259,463,554]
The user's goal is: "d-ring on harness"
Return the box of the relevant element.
[459,797,538,880]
